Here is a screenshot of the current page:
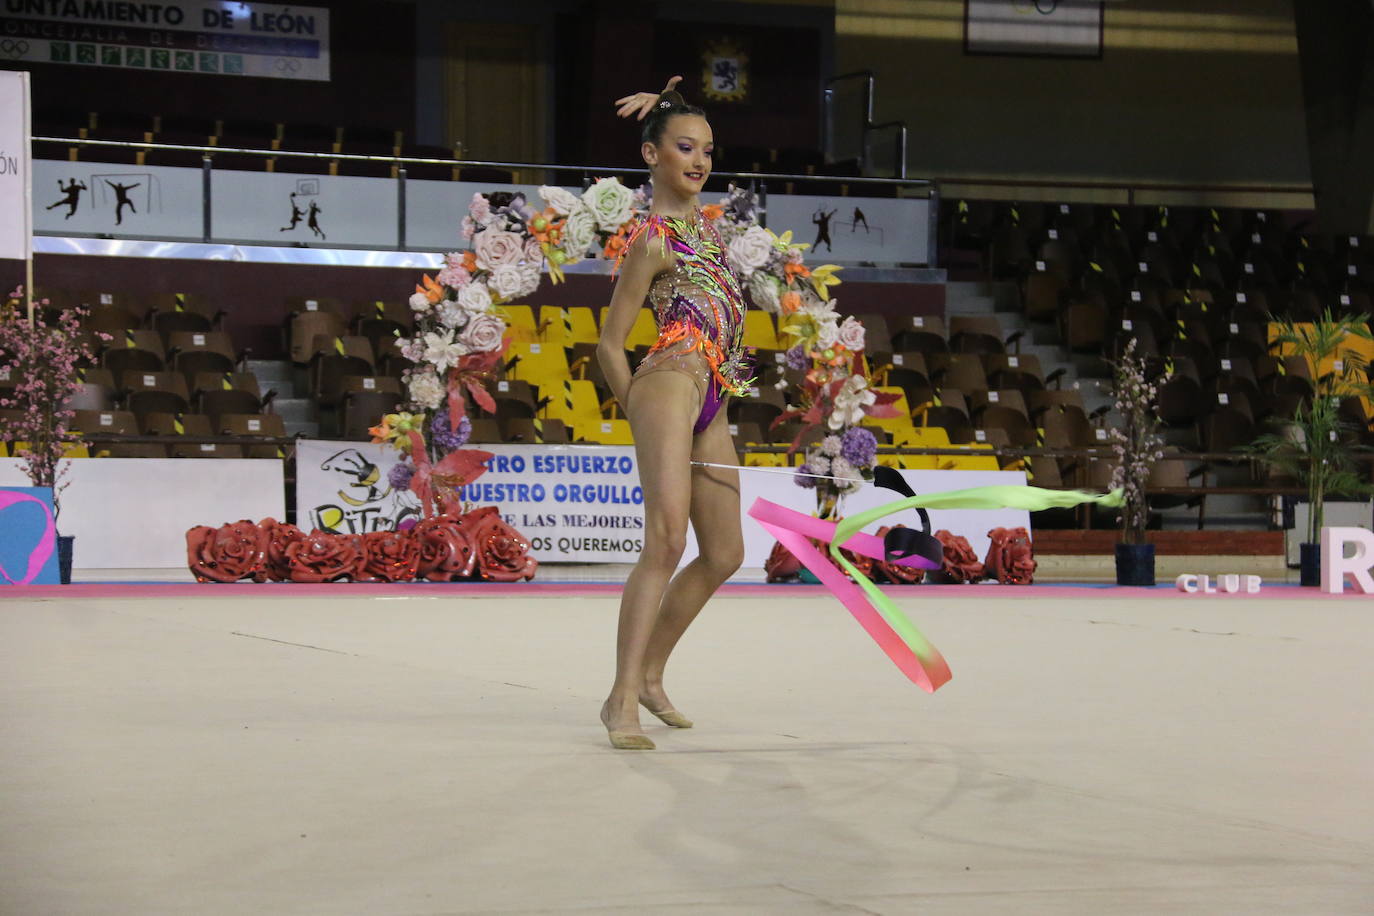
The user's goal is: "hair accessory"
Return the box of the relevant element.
[658,100,673,109]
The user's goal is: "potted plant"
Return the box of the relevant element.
[1107,337,1166,586]
[1251,309,1373,586]
[0,287,104,583]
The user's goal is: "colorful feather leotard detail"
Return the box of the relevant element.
[617,210,755,433]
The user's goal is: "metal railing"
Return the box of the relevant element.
[822,71,909,180]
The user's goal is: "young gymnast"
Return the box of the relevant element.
[597,77,753,749]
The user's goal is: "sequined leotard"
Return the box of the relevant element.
[622,210,753,434]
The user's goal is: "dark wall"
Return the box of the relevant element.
[557,0,832,169]
[6,1,416,132]
[837,0,1311,186]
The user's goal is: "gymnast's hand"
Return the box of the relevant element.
[615,75,683,121]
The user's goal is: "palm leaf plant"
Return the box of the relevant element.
[1250,309,1374,545]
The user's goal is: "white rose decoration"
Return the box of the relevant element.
[436,300,467,330]
[728,225,774,273]
[523,236,543,265]
[836,315,866,351]
[562,204,599,259]
[408,291,432,313]
[584,177,634,231]
[458,312,506,353]
[512,262,541,299]
[816,319,841,350]
[407,371,446,410]
[539,185,581,217]
[458,282,493,313]
[747,271,781,312]
[490,263,540,301]
[474,228,524,271]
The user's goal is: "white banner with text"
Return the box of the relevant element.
[296,441,1030,566]
[0,69,31,260]
[1,1,330,80]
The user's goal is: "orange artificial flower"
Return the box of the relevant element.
[780,291,801,314]
[603,230,629,261]
[785,262,812,282]
[702,203,724,221]
[529,207,566,245]
[415,274,445,304]
[462,251,478,272]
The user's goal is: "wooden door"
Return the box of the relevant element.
[444,22,544,174]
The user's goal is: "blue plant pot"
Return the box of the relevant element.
[1299,543,1320,587]
[57,535,75,585]
[1114,542,1155,587]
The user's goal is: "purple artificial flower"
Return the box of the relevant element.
[840,426,878,468]
[388,461,415,491]
[794,461,820,489]
[784,345,809,371]
[430,406,472,451]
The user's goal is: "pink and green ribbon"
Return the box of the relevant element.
[749,485,1123,693]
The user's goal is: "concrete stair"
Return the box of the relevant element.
[940,280,1264,530]
[245,359,318,439]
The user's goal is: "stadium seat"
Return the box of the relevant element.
[167,331,237,379]
[341,388,402,441]
[72,409,138,437]
[730,384,786,428]
[498,304,540,344]
[890,315,946,354]
[169,442,246,459]
[488,378,539,419]
[538,306,600,347]
[742,311,780,350]
[504,341,571,389]
[142,412,213,438]
[544,379,605,429]
[121,370,191,420]
[576,418,633,445]
[102,329,165,375]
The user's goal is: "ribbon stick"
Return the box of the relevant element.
[749,483,1125,693]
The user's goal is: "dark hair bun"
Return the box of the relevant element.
[641,91,707,145]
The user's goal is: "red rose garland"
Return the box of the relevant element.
[184,512,535,583]
[983,527,1036,585]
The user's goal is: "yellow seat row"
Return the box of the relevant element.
[500,304,789,351]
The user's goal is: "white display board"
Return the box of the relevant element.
[965,0,1104,58]
[32,160,203,240]
[2,2,330,81]
[405,179,551,251]
[32,160,925,261]
[0,458,285,569]
[766,193,930,265]
[0,70,31,260]
[213,169,397,248]
[296,441,1029,566]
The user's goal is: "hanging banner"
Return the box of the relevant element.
[965,1,1104,58]
[294,440,645,562]
[0,2,330,81]
[0,69,31,260]
[294,441,1029,566]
